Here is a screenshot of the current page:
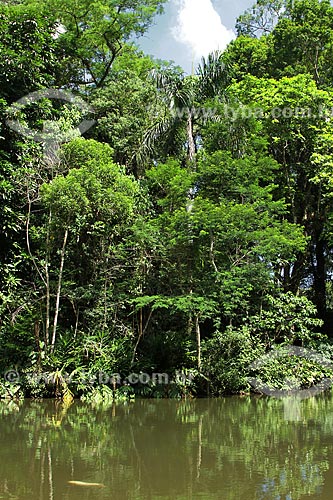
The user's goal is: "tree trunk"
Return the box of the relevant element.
[195,315,201,371]
[313,233,326,322]
[187,112,196,163]
[34,320,42,369]
[131,308,153,367]
[51,228,68,353]
[45,210,52,347]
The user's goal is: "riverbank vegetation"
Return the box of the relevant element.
[2,0,333,399]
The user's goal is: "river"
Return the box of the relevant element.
[0,394,333,499]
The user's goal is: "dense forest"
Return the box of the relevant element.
[2,0,333,400]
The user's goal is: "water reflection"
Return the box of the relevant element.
[0,394,332,499]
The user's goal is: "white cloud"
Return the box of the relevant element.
[172,0,235,61]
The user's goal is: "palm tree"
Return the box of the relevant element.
[137,50,230,167]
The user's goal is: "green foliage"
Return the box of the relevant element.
[81,384,134,405]
[0,382,23,400]
[249,349,333,391]
[0,3,59,99]
[202,327,264,395]
[91,47,157,173]
[248,292,323,344]
[2,0,333,398]
[26,0,166,87]
[230,0,333,86]
[202,292,324,395]
[41,139,139,228]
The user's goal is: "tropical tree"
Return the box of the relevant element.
[140,51,228,165]
[39,139,140,354]
[24,0,166,88]
[236,0,286,37]
[90,47,158,176]
[229,0,333,87]
[227,74,333,325]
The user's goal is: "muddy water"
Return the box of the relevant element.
[0,394,333,499]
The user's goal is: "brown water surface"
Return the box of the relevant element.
[0,394,333,499]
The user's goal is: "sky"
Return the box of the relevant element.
[138,0,254,74]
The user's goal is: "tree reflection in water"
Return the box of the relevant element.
[0,394,332,499]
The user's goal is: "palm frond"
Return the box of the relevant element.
[197,50,232,98]
[150,68,195,109]
[135,115,176,165]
